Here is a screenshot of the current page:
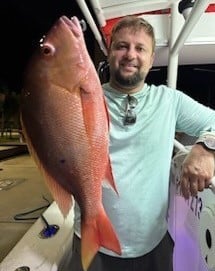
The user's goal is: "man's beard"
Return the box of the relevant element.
[113,69,146,88]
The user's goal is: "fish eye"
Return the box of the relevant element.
[40,43,55,56]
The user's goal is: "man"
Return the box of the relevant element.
[67,16,215,271]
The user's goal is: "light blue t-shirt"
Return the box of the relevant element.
[74,83,215,258]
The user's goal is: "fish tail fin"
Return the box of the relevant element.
[105,158,119,195]
[81,206,121,271]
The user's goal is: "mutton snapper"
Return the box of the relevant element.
[20,15,121,270]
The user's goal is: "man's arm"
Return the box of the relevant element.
[180,142,215,198]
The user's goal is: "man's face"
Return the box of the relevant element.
[108,27,155,92]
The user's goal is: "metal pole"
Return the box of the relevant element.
[167,0,211,88]
[76,0,108,56]
[171,0,211,57]
[167,1,181,88]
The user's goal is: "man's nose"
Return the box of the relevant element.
[125,46,136,59]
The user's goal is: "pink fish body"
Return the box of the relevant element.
[20,16,121,270]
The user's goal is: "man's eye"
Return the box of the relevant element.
[116,44,127,50]
[137,47,145,52]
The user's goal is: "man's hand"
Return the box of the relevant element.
[180,144,215,198]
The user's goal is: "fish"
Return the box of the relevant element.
[20,15,121,270]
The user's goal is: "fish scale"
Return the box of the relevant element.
[20,15,121,270]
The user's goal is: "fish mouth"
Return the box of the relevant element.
[40,16,84,49]
[59,16,83,38]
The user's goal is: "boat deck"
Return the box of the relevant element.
[0,149,53,262]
